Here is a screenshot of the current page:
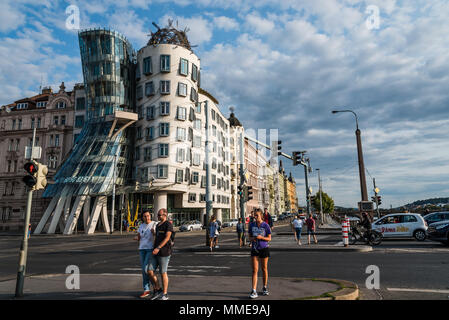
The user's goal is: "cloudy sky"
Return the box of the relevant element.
[1,0,449,208]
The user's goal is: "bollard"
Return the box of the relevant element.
[342,216,349,247]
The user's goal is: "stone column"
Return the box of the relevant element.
[153,192,168,220]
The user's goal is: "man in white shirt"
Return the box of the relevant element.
[135,211,157,298]
[291,215,304,245]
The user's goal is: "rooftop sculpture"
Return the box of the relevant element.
[147,19,192,50]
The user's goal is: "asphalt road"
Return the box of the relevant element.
[1,223,449,300]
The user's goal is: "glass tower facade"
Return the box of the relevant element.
[43,29,136,198]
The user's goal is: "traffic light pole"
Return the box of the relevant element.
[239,132,246,245]
[15,128,36,298]
[373,178,380,219]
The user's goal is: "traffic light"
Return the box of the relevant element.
[23,161,38,188]
[277,140,282,156]
[246,186,253,201]
[35,163,48,190]
[310,195,316,203]
[292,151,302,166]
[237,185,244,197]
[377,196,382,206]
[371,196,376,202]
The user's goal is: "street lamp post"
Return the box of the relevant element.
[332,109,369,203]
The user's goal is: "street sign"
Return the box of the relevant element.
[374,187,380,194]
[24,146,42,160]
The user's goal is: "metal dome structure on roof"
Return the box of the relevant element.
[147,19,192,50]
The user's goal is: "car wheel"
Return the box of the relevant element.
[414,230,426,241]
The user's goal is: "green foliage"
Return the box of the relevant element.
[311,191,334,213]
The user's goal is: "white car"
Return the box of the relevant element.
[272,215,278,222]
[179,220,203,232]
[372,213,427,241]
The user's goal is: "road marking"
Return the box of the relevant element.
[387,288,449,294]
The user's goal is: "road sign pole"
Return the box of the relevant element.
[15,128,36,298]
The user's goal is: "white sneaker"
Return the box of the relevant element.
[249,290,258,299]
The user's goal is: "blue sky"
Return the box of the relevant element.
[2,0,449,208]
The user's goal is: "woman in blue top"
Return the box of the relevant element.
[209,216,219,252]
[248,208,272,299]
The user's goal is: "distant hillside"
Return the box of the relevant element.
[405,197,449,207]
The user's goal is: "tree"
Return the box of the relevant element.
[311,191,334,214]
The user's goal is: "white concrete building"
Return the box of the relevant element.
[134,43,231,224]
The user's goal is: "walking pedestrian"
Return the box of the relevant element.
[209,216,219,252]
[248,208,272,299]
[305,214,318,244]
[237,218,245,247]
[134,211,157,298]
[148,208,173,300]
[291,215,304,245]
[263,208,274,230]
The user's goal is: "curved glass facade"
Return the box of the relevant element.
[43,29,136,198]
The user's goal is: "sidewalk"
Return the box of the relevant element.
[0,274,359,300]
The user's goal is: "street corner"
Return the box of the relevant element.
[291,278,359,301]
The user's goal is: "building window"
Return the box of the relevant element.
[55,134,60,147]
[176,106,186,121]
[188,193,197,202]
[212,174,216,186]
[180,58,188,76]
[195,102,201,113]
[193,119,201,130]
[135,62,141,80]
[146,105,155,120]
[31,118,35,129]
[137,85,143,100]
[143,57,152,75]
[193,153,201,166]
[211,109,216,121]
[103,61,112,75]
[190,87,197,102]
[75,115,84,128]
[192,172,199,184]
[160,102,170,116]
[17,103,28,109]
[61,115,66,125]
[137,106,143,119]
[200,194,206,202]
[160,80,170,95]
[191,64,198,82]
[159,123,169,137]
[135,147,141,160]
[11,119,16,130]
[144,147,152,161]
[158,144,169,157]
[18,119,22,130]
[76,98,85,110]
[37,101,47,108]
[146,126,154,140]
[37,118,41,128]
[157,164,168,178]
[137,126,142,140]
[160,55,170,72]
[53,116,59,125]
[48,155,58,169]
[56,101,66,109]
[176,127,186,141]
[178,82,187,97]
[145,81,154,96]
[212,125,217,136]
[176,148,185,163]
[193,136,201,148]
[176,169,183,183]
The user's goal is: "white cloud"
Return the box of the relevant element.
[213,16,239,31]
[159,14,213,45]
[0,0,25,32]
[245,13,275,35]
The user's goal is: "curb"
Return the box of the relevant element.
[175,245,372,253]
[293,278,359,300]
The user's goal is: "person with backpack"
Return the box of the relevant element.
[209,216,219,252]
[263,208,273,230]
[236,217,245,247]
[134,211,157,298]
[147,208,173,300]
[305,214,318,245]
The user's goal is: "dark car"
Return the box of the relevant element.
[426,220,449,245]
[423,212,449,226]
